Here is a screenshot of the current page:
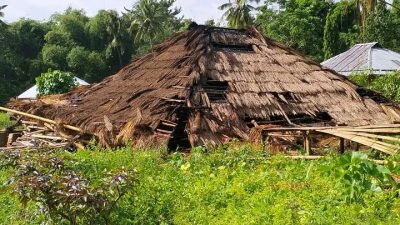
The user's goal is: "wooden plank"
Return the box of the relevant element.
[338,131,400,144]
[0,106,82,133]
[30,134,66,141]
[329,131,400,150]
[318,130,397,155]
[334,128,400,134]
[160,120,177,127]
[264,126,400,133]
[160,98,185,103]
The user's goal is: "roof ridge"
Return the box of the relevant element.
[354,42,379,46]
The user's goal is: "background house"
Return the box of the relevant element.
[17,77,89,99]
[321,42,400,76]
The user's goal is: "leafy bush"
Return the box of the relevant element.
[0,148,136,225]
[0,113,14,129]
[327,152,398,203]
[36,70,78,96]
[349,71,400,102]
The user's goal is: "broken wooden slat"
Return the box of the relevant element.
[0,106,82,133]
[337,131,400,144]
[318,129,397,155]
[30,134,66,141]
[156,128,173,134]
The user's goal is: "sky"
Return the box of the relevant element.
[1,0,237,24]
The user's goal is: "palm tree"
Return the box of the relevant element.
[356,0,377,28]
[126,0,164,49]
[355,0,399,35]
[106,12,125,67]
[218,0,260,29]
[0,4,7,25]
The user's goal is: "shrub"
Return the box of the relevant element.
[0,148,136,225]
[36,70,78,96]
[0,113,15,129]
[349,71,400,102]
[327,152,398,203]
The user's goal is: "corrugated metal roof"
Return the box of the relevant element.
[17,77,89,99]
[321,42,400,75]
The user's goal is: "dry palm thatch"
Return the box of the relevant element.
[9,25,400,148]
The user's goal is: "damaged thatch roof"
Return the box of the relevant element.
[10,25,400,148]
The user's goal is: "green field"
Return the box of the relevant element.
[1,144,400,225]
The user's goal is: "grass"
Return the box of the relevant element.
[0,143,400,224]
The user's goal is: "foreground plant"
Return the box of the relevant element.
[328,152,399,203]
[1,148,136,225]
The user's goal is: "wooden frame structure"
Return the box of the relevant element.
[262,125,400,155]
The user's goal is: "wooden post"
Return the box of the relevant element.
[263,132,270,156]
[0,130,8,147]
[339,137,345,154]
[303,131,311,155]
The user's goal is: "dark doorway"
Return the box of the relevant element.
[167,108,191,151]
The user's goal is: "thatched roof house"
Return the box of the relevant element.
[11,25,400,149]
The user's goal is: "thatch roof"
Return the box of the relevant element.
[10,25,400,148]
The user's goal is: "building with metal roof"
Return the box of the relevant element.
[17,77,89,99]
[321,42,400,76]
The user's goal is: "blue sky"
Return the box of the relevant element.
[2,0,248,24]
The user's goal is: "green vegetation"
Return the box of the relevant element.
[349,71,400,102]
[0,113,13,129]
[36,70,78,96]
[1,144,400,224]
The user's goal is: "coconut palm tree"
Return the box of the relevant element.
[107,12,125,67]
[0,4,7,25]
[356,0,400,24]
[218,0,260,29]
[127,0,164,48]
[356,0,378,28]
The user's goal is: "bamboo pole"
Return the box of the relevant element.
[0,106,82,133]
[337,131,400,143]
[329,131,400,150]
[334,128,400,134]
[318,130,397,155]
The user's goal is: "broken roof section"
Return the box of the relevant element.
[321,42,400,76]
[10,25,400,148]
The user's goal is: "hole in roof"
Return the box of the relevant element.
[212,43,254,52]
[203,80,228,102]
